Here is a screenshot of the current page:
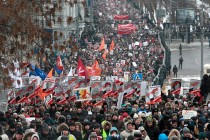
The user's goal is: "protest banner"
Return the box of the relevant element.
[182,110,197,120]
[73,87,91,101]
[171,79,182,94]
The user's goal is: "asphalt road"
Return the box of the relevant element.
[170,40,210,81]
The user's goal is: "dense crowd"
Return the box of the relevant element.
[1,0,210,140]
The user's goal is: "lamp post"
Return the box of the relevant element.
[200,0,204,79]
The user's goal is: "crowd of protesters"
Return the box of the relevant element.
[1,0,210,140]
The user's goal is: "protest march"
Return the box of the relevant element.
[0,0,210,140]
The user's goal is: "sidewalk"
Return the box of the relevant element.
[168,39,209,48]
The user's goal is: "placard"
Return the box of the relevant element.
[182,110,197,119]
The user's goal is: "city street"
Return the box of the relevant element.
[170,40,210,81]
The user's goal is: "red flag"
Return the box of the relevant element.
[98,38,105,51]
[86,60,102,76]
[56,55,63,70]
[109,40,115,51]
[47,68,53,78]
[102,49,109,60]
[77,58,87,77]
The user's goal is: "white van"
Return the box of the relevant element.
[204,64,210,75]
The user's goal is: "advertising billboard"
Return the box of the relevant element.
[176,9,195,24]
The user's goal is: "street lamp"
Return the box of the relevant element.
[200,0,204,79]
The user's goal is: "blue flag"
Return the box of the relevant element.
[34,66,47,80]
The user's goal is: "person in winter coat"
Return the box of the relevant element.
[30,133,40,140]
[168,129,180,140]
[180,127,196,140]
[110,114,124,131]
[38,123,56,140]
[68,122,83,140]
[106,127,120,140]
[83,123,102,140]
[158,133,168,140]
[57,123,76,140]
[82,121,91,139]
[5,124,16,139]
[0,125,9,140]
[22,131,39,140]
[89,132,100,140]
[144,117,160,140]
[203,123,210,140]
[11,128,24,140]
[101,121,112,140]
[120,121,140,140]
[138,126,150,140]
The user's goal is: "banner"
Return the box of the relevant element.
[22,76,29,86]
[0,102,7,112]
[114,15,129,20]
[117,92,125,109]
[189,79,200,91]
[141,81,148,96]
[118,24,136,35]
[182,110,197,119]
[0,90,8,102]
[73,87,91,101]
[43,78,55,89]
[171,79,182,94]
[90,80,102,100]
[146,85,161,104]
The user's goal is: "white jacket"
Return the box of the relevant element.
[0,134,9,140]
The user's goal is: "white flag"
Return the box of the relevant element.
[68,67,73,76]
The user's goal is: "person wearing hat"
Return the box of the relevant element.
[83,123,102,140]
[180,127,196,140]
[81,121,90,139]
[0,124,9,140]
[138,126,150,140]
[203,123,210,140]
[38,123,56,140]
[110,113,124,131]
[106,127,120,140]
[120,121,140,140]
[88,132,99,140]
[101,121,112,140]
[5,124,16,139]
[12,128,24,140]
[144,116,160,140]
[68,122,82,140]
[57,123,76,140]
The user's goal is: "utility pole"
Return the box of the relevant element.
[90,0,94,30]
[169,0,172,45]
[76,0,80,47]
[200,0,204,79]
